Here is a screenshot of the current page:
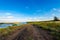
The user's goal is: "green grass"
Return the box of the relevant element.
[27,21,60,40]
[0,21,60,40]
[0,24,25,38]
[28,21,60,31]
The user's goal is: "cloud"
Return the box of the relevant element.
[0,15,53,22]
[0,12,15,22]
[1,8,60,22]
[0,12,14,19]
[7,16,14,19]
[53,8,57,11]
[43,8,60,20]
[24,17,47,22]
[58,10,60,12]
[5,13,12,15]
[52,13,56,16]
[52,8,60,12]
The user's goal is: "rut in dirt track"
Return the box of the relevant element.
[31,24,53,40]
[3,24,53,40]
[13,28,29,40]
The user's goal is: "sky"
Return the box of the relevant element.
[0,0,60,22]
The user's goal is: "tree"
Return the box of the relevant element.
[54,16,59,21]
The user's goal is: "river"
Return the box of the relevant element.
[0,22,27,28]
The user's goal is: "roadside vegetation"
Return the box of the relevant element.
[28,22,60,40]
[0,23,26,40]
[27,17,60,40]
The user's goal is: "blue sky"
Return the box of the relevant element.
[0,0,60,22]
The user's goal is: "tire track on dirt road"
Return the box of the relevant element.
[2,24,53,40]
[32,24,53,40]
[5,27,27,40]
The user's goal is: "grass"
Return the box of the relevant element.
[27,21,60,40]
[28,21,60,31]
[0,24,25,38]
[0,21,60,40]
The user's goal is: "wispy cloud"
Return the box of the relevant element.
[7,16,14,19]
[5,13,12,15]
[53,8,57,11]
[0,8,60,22]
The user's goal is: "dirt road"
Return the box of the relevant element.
[1,24,53,40]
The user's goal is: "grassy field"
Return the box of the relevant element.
[0,21,60,40]
[28,21,60,31]
[0,24,26,39]
[27,21,60,40]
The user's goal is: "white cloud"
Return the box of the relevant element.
[43,8,60,20]
[5,13,12,15]
[52,8,60,12]
[7,16,14,19]
[0,16,53,22]
[52,13,56,16]
[53,8,57,11]
[57,9,60,12]
[1,8,60,23]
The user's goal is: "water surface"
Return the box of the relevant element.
[0,22,27,28]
